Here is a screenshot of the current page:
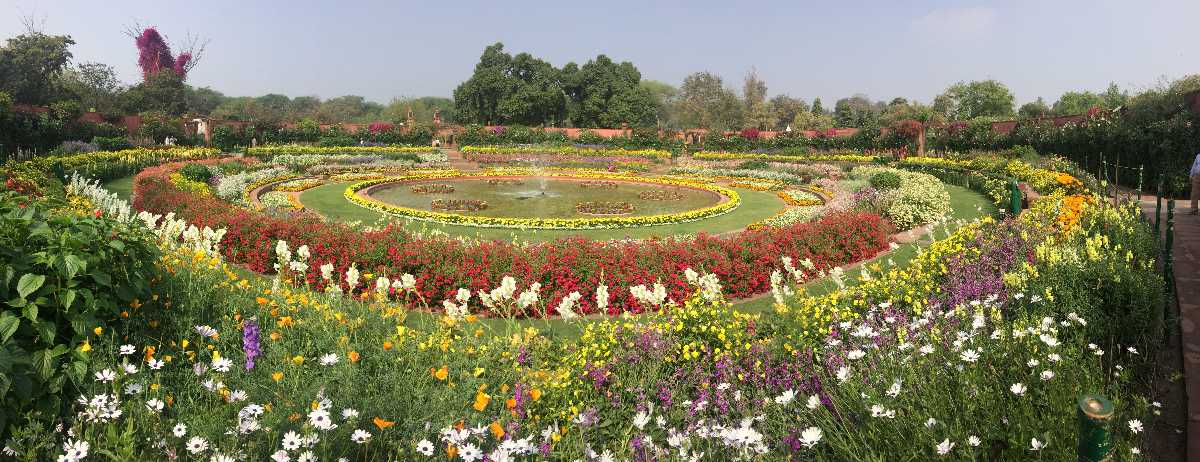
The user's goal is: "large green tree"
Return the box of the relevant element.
[119,71,188,115]
[639,80,678,128]
[58,62,123,114]
[833,94,879,128]
[1018,97,1050,118]
[453,43,565,126]
[560,55,656,128]
[0,32,75,104]
[1051,91,1105,116]
[768,95,808,131]
[741,69,772,129]
[675,72,742,131]
[935,80,1015,120]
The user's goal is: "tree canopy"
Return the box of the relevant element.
[934,80,1016,120]
[0,32,75,105]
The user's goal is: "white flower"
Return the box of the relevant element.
[459,443,482,462]
[173,423,187,437]
[1128,419,1143,434]
[146,398,165,412]
[148,358,165,370]
[960,349,980,363]
[351,429,371,444]
[415,439,434,456]
[341,408,359,421]
[60,439,89,461]
[1030,438,1046,451]
[194,325,218,338]
[319,354,339,366]
[186,436,209,454]
[123,363,139,374]
[1040,370,1055,381]
[210,453,236,462]
[555,291,582,319]
[633,404,653,430]
[774,389,796,405]
[798,426,822,448]
[1027,359,1040,368]
[455,287,471,303]
[1127,346,1139,355]
[595,283,610,311]
[271,450,290,462]
[308,408,335,431]
[282,431,304,450]
[925,417,937,428]
[836,366,850,383]
[968,435,981,447]
[1010,383,1027,396]
[919,344,935,355]
[806,394,821,410]
[886,380,902,398]
[847,349,866,360]
[936,438,955,456]
[227,389,248,402]
[212,357,233,373]
[95,369,116,383]
[1132,447,1141,455]
[297,451,316,462]
[1047,353,1062,363]
[119,344,136,355]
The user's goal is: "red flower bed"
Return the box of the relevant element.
[134,160,893,317]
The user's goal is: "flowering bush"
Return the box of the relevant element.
[462,145,671,160]
[694,151,882,163]
[246,144,440,159]
[850,166,951,230]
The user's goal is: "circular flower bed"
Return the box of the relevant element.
[410,183,456,194]
[486,178,525,186]
[430,199,487,212]
[575,201,634,215]
[579,180,618,189]
[638,189,685,201]
[345,171,741,229]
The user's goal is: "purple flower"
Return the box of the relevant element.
[242,318,261,370]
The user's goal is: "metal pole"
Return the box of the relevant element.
[1137,165,1144,202]
[1077,395,1113,462]
[1166,200,1175,295]
[1009,179,1022,216]
[1155,176,1163,235]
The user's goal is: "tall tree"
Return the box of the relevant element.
[560,55,657,128]
[453,43,565,125]
[1018,97,1050,118]
[936,80,1015,120]
[767,95,808,131]
[742,68,772,129]
[1051,91,1105,116]
[639,80,678,128]
[1101,83,1128,109]
[0,32,75,104]
[675,72,742,131]
[833,94,879,128]
[811,98,825,115]
[119,71,187,115]
[59,62,123,113]
[183,86,225,115]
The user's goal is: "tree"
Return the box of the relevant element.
[1051,91,1105,116]
[453,43,565,126]
[317,95,382,123]
[675,72,742,131]
[639,80,678,128]
[742,68,772,130]
[560,55,657,128]
[1102,83,1128,109]
[811,98,825,115]
[791,110,834,131]
[119,71,188,115]
[59,62,123,113]
[184,86,226,115]
[767,95,808,130]
[1018,97,1050,118]
[0,32,75,104]
[936,80,1015,120]
[882,102,942,156]
[833,94,878,128]
[126,25,205,81]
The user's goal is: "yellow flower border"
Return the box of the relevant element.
[343,172,740,229]
[462,145,671,160]
[694,151,882,163]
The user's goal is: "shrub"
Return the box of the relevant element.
[869,171,901,190]
[178,163,213,183]
[0,192,160,437]
[91,136,132,152]
[737,160,771,170]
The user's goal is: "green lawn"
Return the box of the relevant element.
[299,181,787,241]
[103,176,135,202]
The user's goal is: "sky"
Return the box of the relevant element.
[2,0,1198,107]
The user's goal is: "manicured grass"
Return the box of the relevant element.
[103,176,135,201]
[300,181,786,241]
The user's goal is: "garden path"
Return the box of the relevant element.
[1142,196,1199,461]
[445,148,481,171]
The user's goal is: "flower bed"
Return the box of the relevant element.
[695,151,883,163]
[638,189,685,201]
[430,198,487,211]
[575,201,634,215]
[130,160,892,316]
[462,145,671,159]
[344,172,743,230]
[850,166,951,229]
[410,183,455,194]
[778,189,824,206]
[578,180,618,189]
[246,144,441,159]
[272,178,325,192]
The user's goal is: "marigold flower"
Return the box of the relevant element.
[382,341,393,350]
[432,365,449,380]
[348,351,360,363]
[473,392,491,411]
[489,421,505,439]
[272,371,283,382]
[372,417,394,430]
[291,355,304,365]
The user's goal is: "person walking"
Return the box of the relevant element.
[1192,151,1200,214]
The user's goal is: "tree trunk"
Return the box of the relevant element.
[917,126,927,157]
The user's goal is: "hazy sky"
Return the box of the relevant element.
[3,0,1197,106]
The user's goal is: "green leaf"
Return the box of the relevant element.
[22,304,37,322]
[16,273,45,299]
[31,348,58,381]
[63,254,85,280]
[60,289,76,311]
[91,270,111,287]
[0,314,17,343]
[108,240,125,251]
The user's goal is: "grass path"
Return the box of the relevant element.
[103,176,135,202]
[299,181,786,242]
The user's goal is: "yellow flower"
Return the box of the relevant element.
[79,340,92,352]
[473,392,491,411]
[291,355,304,365]
[93,327,103,336]
[272,371,284,382]
[432,365,449,381]
[489,421,505,439]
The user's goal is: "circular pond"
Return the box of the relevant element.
[346,173,741,229]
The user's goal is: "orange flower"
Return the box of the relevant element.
[382,341,393,350]
[489,421,505,439]
[272,372,283,382]
[505,398,516,409]
[530,388,543,401]
[143,346,156,362]
[277,316,294,328]
[473,391,491,411]
[256,296,269,305]
[446,445,458,459]
[348,351,360,363]
[373,416,395,430]
[432,365,449,381]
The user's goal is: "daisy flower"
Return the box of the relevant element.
[351,429,371,444]
[415,439,434,456]
[186,436,209,454]
[798,427,822,448]
[320,354,339,366]
[118,344,136,355]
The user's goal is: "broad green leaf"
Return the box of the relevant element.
[31,348,58,381]
[22,304,37,322]
[0,314,17,343]
[60,289,76,311]
[16,273,45,299]
[63,254,85,280]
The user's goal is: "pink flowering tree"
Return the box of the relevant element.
[127,25,206,81]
